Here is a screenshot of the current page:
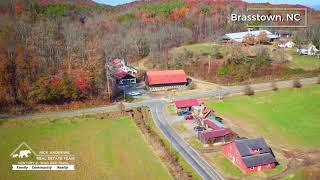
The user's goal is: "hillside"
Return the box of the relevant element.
[0,0,319,113]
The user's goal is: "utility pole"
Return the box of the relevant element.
[123,85,126,102]
[208,55,211,74]
[105,60,111,101]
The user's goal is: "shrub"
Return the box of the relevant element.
[218,66,231,76]
[188,83,197,90]
[116,13,137,25]
[118,102,125,112]
[243,85,255,96]
[317,76,320,84]
[293,79,302,88]
[270,82,278,91]
[125,94,134,102]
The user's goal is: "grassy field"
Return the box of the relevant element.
[172,43,228,56]
[0,115,172,180]
[173,122,188,133]
[288,50,320,70]
[207,85,320,150]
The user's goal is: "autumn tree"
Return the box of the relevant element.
[243,33,255,45]
[256,31,270,44]
[63,23,88,72]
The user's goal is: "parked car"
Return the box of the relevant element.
[126,90,142,96]
[177,111,192,116]
[184,115,194,120]
[215,116,223,122]
[194,126,206,132]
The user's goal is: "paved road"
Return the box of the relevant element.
[148,101,223,180]
[1,77,319,179]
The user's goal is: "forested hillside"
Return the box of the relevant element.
[0,0,319,113]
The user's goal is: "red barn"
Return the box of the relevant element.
[222,138,277,173]
[145,70,188,91]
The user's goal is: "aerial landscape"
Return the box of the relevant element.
[0,0,319,179]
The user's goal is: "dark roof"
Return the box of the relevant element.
[233,138,278,167]
[174,99,201,108]
[235,138,271,157]
[242,153,277,167]
[201,128,233,138]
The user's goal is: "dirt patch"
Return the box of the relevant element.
[127,108,194,180]
[271,150,320,179]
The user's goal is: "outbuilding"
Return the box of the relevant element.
[145,70,189,91]
[198,128,237,145]
[222,138,277,173]
[223,30,278,43]
[174,99,202,114]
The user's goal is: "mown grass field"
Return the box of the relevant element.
[207,85,320,150]
[288,50,320,70]
[172,43,228,56]
[0,115,172,180]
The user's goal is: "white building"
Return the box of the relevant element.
[222,30,279,43]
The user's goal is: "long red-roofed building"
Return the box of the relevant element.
[145,70,188,91]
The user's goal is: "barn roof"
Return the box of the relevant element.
[174,99,201,108]
[223,30,278,42]
[204,119,225,130]
[233,137,277,167]
[146,70,187,86]
[115,69,129,79]
[201,128,233,138]
[234,138,271,157]
[242,153,277,168]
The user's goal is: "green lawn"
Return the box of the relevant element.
[207,85,320,150]
[172,43,228,56]
[288,50,320,70]
[173,122,188,133]
[0,115,172,180]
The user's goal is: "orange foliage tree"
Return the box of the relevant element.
[243,33,256,45]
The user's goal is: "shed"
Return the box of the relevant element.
[198,128,237,145]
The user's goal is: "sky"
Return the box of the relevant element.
[93,0,320,7]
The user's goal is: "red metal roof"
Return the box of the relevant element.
[146,70,187,86]
[115,69,129,80]
[201,128,232,138]
[174,99,201,108]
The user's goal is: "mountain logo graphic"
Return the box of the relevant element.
[10,142,37,159]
